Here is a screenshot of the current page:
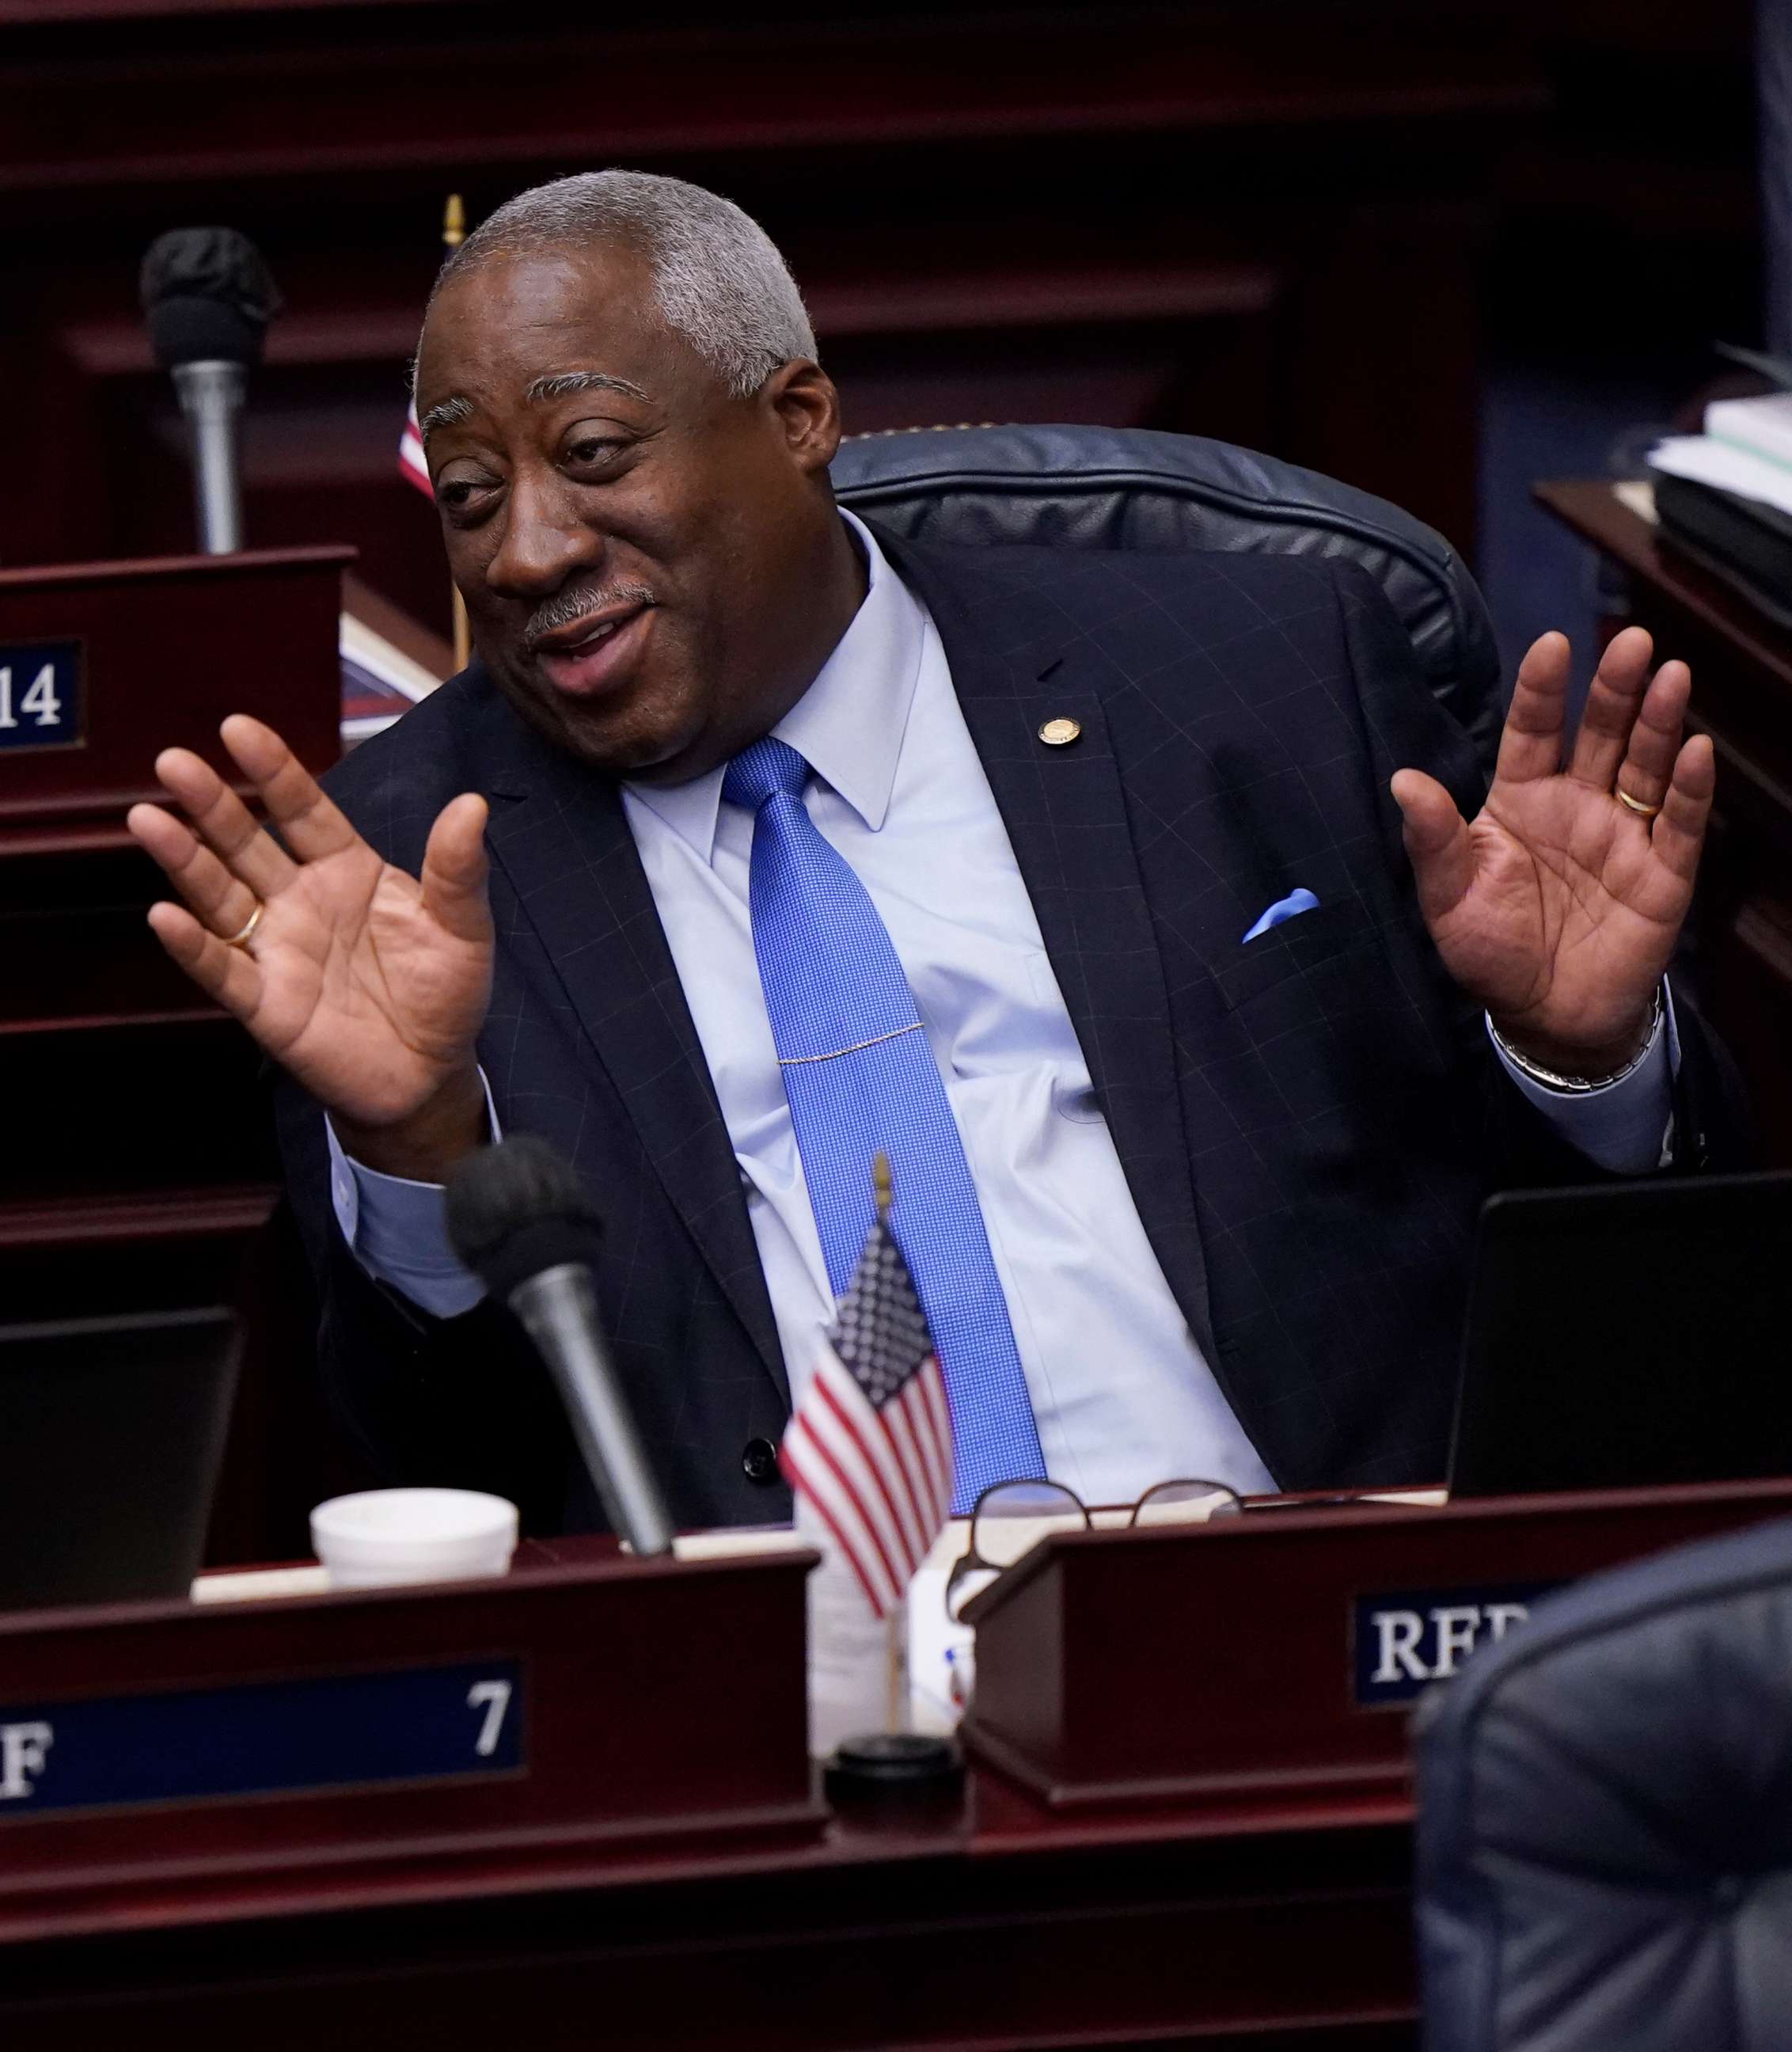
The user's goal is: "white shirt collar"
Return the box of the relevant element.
[624,508,924,865]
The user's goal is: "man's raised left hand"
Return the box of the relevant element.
[1391,625,1714,1079]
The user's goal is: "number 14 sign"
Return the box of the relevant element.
[0,640,82,751]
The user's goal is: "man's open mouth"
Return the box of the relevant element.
[533,603,654,699]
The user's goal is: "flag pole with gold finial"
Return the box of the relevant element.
[442,193,473,673]
[873,1150,909,1733]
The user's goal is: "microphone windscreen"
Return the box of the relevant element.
[446,1136,605,1300]
[140,227,282,369]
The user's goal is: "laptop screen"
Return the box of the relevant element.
[0,1306,240,1612]
[1449,1172,1792,1498]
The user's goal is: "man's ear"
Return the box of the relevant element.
[765,359,843,475]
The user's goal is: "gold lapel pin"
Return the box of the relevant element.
[1038,717,1081,747]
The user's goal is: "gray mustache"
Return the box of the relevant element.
[524,580,657,650]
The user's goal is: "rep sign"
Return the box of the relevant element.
[1353,1583,1561,1706]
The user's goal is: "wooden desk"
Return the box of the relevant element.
[0,1526,1421,2051]
[1536,482,1792,1165]
[0,1777,1416,2050]
[11,1480,1792,2050]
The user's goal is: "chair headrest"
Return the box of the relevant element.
[1416,1514,1792,2050]
[832,424,1499,769]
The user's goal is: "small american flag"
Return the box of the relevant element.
[399,399,431,498]
[780,1191,954,1619]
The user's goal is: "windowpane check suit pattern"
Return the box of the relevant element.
[275,526,1742,1536]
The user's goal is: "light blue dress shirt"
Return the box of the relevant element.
[329,512,1675,1501]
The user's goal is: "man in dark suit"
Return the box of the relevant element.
[128,173,1731,1533]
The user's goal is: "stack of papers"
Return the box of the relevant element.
[1650,391,1792,519]
[1707,390,1792,470]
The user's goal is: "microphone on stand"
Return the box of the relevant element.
[139,227,281,555]
[446,1136,676,1558]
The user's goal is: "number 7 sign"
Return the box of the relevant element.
[466,1678,513,1759]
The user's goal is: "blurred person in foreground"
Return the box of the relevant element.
[127,173,1741,1533]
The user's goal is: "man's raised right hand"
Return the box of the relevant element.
[127,715,495,1182]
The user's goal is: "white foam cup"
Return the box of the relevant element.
[309,1488,519,1590]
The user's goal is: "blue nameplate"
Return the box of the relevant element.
[0,1657,523,1817]
[0,640,82,752]
[1353,1583,1560,1706]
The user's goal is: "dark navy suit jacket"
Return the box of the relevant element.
[277,528,1741,1531]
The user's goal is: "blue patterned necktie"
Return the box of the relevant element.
[723,736,1046,1512]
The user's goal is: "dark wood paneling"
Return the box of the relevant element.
[0,2,1564,621]
[0,552,350,1562]
[0,10,1546,196]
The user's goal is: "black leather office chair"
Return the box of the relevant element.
[831,424,1502,773]
[1414,1515,1792,2050]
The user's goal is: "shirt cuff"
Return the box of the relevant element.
[1487,985,1680,1176]
[325,1073,502,1318]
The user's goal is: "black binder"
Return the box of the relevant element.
[1651,470,1792,628]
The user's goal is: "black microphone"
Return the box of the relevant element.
[139,227,281,555]
[446,1137,675,1556]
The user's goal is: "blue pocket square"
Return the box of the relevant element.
[1242,887,1320,944]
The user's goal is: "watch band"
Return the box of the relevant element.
[1491,983,1666,1096]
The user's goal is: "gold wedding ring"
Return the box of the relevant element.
[1615,786,1663,820]
[222,900,264,949]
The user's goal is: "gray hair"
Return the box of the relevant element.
[435,170,816,397]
